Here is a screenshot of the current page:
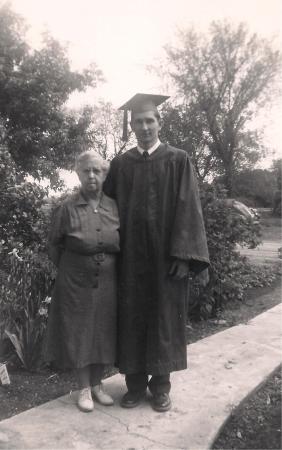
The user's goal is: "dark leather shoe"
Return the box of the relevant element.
[120,391,145,408]
[151,393,172,412]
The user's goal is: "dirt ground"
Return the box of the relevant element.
[186,277,282,344]
[212,365,282,450]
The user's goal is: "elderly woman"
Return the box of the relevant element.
[44,150,119,412]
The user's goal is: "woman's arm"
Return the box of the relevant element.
[48,203,66,267]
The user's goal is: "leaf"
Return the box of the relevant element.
[5,329,25,367]
[236,430,242,439]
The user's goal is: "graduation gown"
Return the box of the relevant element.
[104,144,209,375]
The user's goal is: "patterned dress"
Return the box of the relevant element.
[44,191,120,369]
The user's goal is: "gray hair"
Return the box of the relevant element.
[75,150,110,173]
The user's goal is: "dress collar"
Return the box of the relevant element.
[74,191,88,206]
[74,191,111,213]
[75,190,102,206]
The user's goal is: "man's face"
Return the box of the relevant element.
[131,110,161,149]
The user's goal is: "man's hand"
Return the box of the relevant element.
[168,259,189,280]
[195,268,209,287]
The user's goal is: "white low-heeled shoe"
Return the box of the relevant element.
[92,383,114,406]
[77,387,94,412]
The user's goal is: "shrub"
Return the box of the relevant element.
[1,248,55,371]
[0,146,58,370]
[189,185,264,319]
[0,147,50,278]
[232,169,276,207]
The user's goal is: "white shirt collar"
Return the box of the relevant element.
[137,139,161,155]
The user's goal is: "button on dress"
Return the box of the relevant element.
[44,191,120,369]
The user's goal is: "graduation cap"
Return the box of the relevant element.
[119,93,170,141]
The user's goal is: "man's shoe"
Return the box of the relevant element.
[120,391,145,408]
[92,383,114,406]
[77,387,94,412]
[151,393,172,412]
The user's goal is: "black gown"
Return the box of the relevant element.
[104,144,209,375]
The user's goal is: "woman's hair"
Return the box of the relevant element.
[75,150,110,173]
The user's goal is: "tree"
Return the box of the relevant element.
[271,158,282,215]
[159,103,218,183]
[86,101,134,160]
[0,3,103,185]
[231,169,276,207]
[161,21,281,194]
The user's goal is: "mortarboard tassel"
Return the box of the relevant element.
[122,109,128,142]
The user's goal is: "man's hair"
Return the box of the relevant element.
[131,110,161,123]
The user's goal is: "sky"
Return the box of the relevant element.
[8,0,282,169]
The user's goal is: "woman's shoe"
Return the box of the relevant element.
[92,383,114,406]
[77,387,94,412]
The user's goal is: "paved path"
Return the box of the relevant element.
[0,301,281,450]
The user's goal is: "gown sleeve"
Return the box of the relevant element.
[103,157,118,200]
[170,155,210,274]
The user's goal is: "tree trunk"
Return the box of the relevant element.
[223,165,234,197]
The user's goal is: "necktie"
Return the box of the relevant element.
[143,151,149,159]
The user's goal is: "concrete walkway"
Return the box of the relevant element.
[0,301,281,450]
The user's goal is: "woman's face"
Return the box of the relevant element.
[76,156,105,196]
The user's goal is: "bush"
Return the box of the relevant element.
[0,147,49,258]
[0,146,58,370]
[189,185,264,319]
[1,248,55,371]
[232,169,276,207]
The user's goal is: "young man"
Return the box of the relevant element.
[104,93,209,412]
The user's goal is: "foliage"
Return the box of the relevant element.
[160,103,218,182]
[0,3,103,185]
[1,248,55,371]
[0,146,49,264]
[189,185,264,319]
[159,20,282,194]
[231,169,276,207]
[0,144,58,370]
[271,158,282,216]
[86,101,134,159]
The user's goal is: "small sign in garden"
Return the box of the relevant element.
[0,363,10,385]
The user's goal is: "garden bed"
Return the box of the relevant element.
[212,365,281,450]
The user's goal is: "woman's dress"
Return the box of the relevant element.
[44,191,120,369]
